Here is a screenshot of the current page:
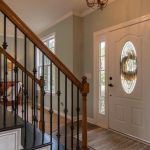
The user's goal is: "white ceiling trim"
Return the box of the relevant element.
[81,8,95,17]
[39,11,82,34]
[39,11,73,34]
[3,0,116,35]
[39,0,116,34]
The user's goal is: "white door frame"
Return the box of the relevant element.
[93,34,109,128]
[93,13,150,128]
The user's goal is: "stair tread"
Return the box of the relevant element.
[21,123,65,150]
[0,105,24,132]
[21,122,50,149]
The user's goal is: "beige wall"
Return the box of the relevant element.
[40,16,74,72]
[73,15,83,79]
[38,15,83,116]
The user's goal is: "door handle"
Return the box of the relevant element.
[108,83,114,87]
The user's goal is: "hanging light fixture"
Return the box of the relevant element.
[86,0,108,10]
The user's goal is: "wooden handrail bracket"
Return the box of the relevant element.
[0,47,40,85]
[0,0,82,89]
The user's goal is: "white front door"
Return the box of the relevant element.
[108,19,150,142]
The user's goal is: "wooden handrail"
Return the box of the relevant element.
[0,1,89,149]
[0,47,41,85]
[0,0,82,89]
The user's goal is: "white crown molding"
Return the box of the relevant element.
[81,8,95,17]
[39,0,116,35]
[39,10,85,35]
[39,11,74,35]
[50,11,73,26]
[0,33,24,39]
[93,13,150,37]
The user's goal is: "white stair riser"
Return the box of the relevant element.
[38,146,50,150]
[0,128,21,150]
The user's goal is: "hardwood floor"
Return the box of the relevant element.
[17,104,68,132]
[7,105,150,149]
[83,128,150,150]
[52,121,98,149]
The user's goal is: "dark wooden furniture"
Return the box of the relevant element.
[0,81,22,106]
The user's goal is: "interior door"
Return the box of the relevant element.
[108,19,150,142]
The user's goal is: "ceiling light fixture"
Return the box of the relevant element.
[86,0,108,10]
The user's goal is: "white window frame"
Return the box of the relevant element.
[93,33,109,128]
[99,41,106,115]
[37,33,56,94]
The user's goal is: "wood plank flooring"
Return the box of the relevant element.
[16,104,68,132]
[83,128,150,150]
[7,105,150,149]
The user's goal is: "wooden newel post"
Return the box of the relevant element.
[81,76,89,150]
[39,76,45,132]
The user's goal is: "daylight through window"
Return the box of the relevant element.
[120,41,137,94]
[99,41,106,115]
[37,35,55,93]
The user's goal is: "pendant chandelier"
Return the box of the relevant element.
[86,0,108,10]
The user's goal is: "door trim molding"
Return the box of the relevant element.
[93,13,150,127]
[94,13,150,37]
[109,128,150,146]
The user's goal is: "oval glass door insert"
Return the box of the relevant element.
[120,41,137,94]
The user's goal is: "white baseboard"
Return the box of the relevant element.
[44,106,82,121]
[40,105,95,124]
[44,104,150,145]
[109,128,150,146]
[87,117,96,124]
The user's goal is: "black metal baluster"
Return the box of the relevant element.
[50,61,53,149]
[16,68,19,115]
[24,35,27,147]
[11,63,14,112]
[26,76,29,122]
[21,71,24,119]
[42,52,45,141]
[14,66,19,115]
[35,85,38,129]
[14,64,17,122]
[57,69,61,150]
[71,82,74,150]
[76,87,80,149]
[5,58,8,110]
[33,45,37,145]
[64,75,68,149]
[2,14,8,126]
[14,25,18,122]
[32,79,33,124]
[0,53,1,90]
[3,53,6,119]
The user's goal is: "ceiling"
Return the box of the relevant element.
[3,0,89,34]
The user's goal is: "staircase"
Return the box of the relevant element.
[0,1,89,150]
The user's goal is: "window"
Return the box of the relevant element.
[37,34,55,93]
[99,41,106,115]
[120,41,137,94]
